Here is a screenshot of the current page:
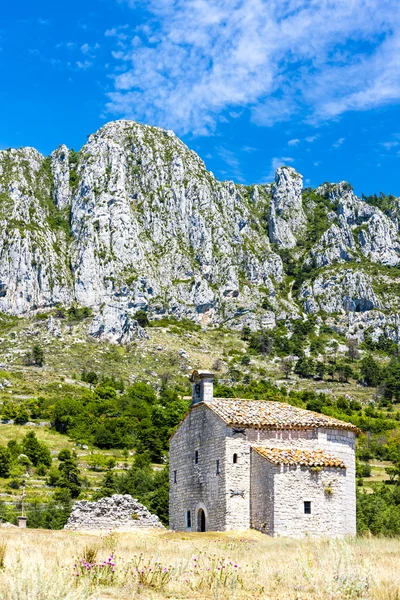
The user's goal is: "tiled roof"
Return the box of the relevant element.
[205,398,360,433]
[252,446,346,468]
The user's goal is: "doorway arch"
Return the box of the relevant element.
[197,508,206,532]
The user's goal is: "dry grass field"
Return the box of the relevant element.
[0,528,399,600]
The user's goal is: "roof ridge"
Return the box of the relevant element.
[205,397,360,434]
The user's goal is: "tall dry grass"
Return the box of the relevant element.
[0,528,399,599]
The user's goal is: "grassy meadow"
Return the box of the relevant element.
[0,528,399,600]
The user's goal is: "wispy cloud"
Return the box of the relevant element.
[76,60,92,70]
[105,0,400,135]
[267,157,294,180]
[333,137,345,148]
[216,146,244,181]
[288,138,300,146]
[381,141,400,150]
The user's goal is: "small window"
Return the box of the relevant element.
[233,453,238,464]
[194,450,199,464]
[173,470,177,484]
[216,460,220,475]
[304,501,311,514]
[186,510,191,528]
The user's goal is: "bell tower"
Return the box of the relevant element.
[189,370,214,405]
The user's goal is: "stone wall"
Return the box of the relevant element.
[169,405,356,537]
[64,495,164,530]
[169,404,227,532]
[250,450,353,538]
[273,465,349,538]
[225,430,251,530]
[250,450,274,535]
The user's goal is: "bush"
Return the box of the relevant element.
[67,305,93,322]
[134,310,149,328]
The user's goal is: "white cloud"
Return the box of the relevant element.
[305,135,319,143]
[80,42,100,57]
[381,141,400,150]
[288,138,300,146]
[106,0,400,134]
[76,60,92,69]
[333,137,345,148]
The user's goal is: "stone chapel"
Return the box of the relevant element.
[169,370,359,538]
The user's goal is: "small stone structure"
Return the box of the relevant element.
[64,494,164,530]
[170,369,359,538]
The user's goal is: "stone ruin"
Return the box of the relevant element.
[64,494,165,531]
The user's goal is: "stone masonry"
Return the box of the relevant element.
[169,370,358,538]
[64,494,164,530]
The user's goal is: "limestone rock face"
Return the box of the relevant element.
[308,218,356,268]
[300,269,381,315]
[309,183,400,268]
[1,120,400,344]
[64,494,164,530]
[51,145,71,210]
[268,167,307,249]
[66,121,283,336]
[0,147,72,315]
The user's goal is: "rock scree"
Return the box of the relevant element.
[64,494,165,530]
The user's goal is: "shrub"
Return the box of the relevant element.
[134,310,149,328]
[0,541,6,569]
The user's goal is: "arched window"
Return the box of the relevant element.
[233,453,238,464]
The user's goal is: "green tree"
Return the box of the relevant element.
[57,449,82,498]
[315,362,326,380]
[294,357,316,379]
[22,432,52,467]
[383,358,400,401]
[248,331,275,355]
[0,447,12,477]
[360,355,383,387]
[32,345,45,366]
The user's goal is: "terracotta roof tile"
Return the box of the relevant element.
[252,446,346,468]
[205,398,360,433]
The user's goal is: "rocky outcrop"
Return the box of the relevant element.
[1,121,400,344]
[308,217,356,268]
[300,269,381,314]
[69,121,282,334]
[64,494,164,530]
[0,121,283,340]
[309,184,400,268]
[51,145,71,210]
[268,167,307,249]
[0,148,72,315]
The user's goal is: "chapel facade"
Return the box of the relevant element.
[169,370,359,538]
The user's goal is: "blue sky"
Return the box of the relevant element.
[1,0,400,195]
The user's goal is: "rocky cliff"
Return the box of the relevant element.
[1,120,399,344]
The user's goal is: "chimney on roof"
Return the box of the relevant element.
[189,370,214,406]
